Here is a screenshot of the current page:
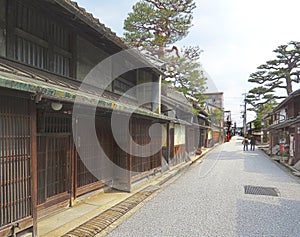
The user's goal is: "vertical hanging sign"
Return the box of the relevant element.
[290,134,295,157]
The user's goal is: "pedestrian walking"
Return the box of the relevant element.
[242,136,249,151]
[250,135,256,151]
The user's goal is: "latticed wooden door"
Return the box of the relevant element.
[37,135,70,205]
[0,94,32,228]
[37,112,71,208]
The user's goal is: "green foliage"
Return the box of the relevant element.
[164,46,206,105]
[253,119,262,131]
[247,41,300,111]
[209,108,223,126]
[250,101,277,131]
[123,0,206,106]
[124,0,196,53]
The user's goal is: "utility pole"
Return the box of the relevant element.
[242,93,247,135]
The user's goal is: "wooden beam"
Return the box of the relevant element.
[14,28,49,49]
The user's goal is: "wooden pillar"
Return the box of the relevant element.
[129,119,133,190]
[69,136,75,207]
[71,115,78,205]
[166,123,170,163]
[30,101,37,236]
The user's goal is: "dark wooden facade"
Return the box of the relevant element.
[0,0,212,236]
[0,0,165,236]
[0,90,36,236]
[266,90,300,165]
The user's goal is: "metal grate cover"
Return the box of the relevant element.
[244,185,279,197]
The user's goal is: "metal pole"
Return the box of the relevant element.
[243,93,247,135]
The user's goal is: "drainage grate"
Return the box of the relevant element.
[244,185,279,197]
[62,185,160,237]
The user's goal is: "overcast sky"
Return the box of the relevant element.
[76,0,300,126]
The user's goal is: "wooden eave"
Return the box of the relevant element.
[273,89,300,112]
[0,59,168,121]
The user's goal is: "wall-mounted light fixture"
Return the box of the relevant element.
[51,102,63,111]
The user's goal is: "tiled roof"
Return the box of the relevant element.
[53,0,127,49]
[274,89,300,111]
[51,0,162,74]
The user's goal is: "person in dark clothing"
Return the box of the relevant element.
[250,135,256,151]
[242,136,249,151]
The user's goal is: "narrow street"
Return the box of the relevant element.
[106,136,300,237]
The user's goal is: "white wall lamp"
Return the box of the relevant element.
[51,101,63,111]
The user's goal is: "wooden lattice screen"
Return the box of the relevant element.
[131,118,162,174]
[37,112,71,205]
[77,116,114,189]
[0,95,32,227]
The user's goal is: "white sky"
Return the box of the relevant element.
[76,0,300,126]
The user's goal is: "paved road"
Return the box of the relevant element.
[106,136,300,237]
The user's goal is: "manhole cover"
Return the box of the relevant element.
[244,185,279,197]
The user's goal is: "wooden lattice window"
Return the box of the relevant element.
[37,111,72,134]
[8,0,72,77]
[0,95,32,227]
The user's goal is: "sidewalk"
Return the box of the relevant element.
[259,145,300,177]
[271,155,300,177]
[38,147,213,237]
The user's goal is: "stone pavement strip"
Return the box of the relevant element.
[62,185,160,237]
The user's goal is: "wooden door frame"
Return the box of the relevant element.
[36,133,72,218]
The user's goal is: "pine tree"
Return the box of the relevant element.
[123,0,206,104]
[247,41,300,109]
[124,0,196,58]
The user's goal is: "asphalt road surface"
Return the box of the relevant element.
[106,136,300,237]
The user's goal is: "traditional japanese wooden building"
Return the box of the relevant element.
[265,89,300,166]
[0,0,168,236]
[161,85,209,166]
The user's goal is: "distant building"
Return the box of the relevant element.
[161,85,210,166]
[204,92,224,111]
[203,92,225,145]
